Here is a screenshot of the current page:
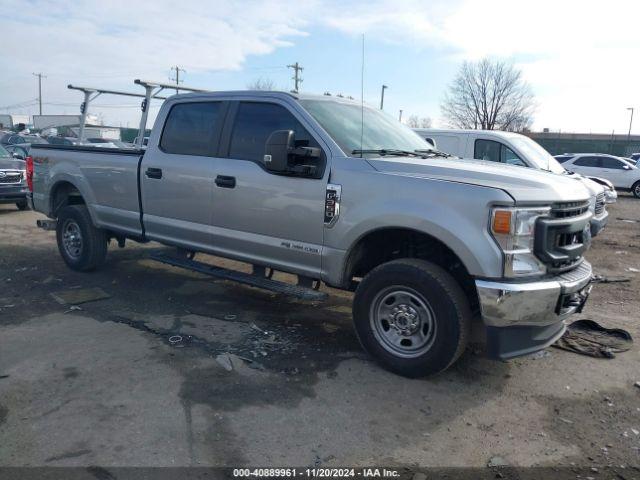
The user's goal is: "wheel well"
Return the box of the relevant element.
[50,181,85,217]
[344,228,479,311]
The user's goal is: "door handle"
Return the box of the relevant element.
[145,167,163,179]
[215,175,236,188]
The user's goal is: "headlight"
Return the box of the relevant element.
[490,206,551,277]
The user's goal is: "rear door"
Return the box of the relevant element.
[568,156,602,178]
[209,100,329,277]
[140,100,227,251]
[599,156,632,188]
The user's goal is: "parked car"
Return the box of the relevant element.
[629,153,640,163]
[0,133,48,146]
[556,153,640,198]
[46,136,82,146]
[584,175,617,204]
[3,144,29,160]
[29,91,594,377]
[86,138,133,149]
[414,129,608,236]
[0,143,29,210]
[133,136,149,147]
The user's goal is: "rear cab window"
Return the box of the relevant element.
[160,102,223,156]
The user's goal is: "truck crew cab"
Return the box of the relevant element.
[29,91,594,377]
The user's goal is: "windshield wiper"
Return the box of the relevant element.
[352,149,427,158]
[414,149,453,158]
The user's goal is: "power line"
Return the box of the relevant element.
[32,73,47,115]
[287,62,303,93]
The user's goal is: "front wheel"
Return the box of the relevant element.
[632,181,640,199]
[352,259,471,377]
[56,205,108,271]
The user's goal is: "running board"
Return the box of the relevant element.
[149,252,328,301]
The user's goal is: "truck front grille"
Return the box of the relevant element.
[0,170,23,184]
[535,200,592,273]
[595,192,606,216]
[550,201,590,218]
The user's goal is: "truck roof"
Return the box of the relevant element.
[165,90,362,105]
[414,128,525,139]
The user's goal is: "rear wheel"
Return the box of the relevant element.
[632,181,640,199]
[353,259,471,377]
[56,205,108,271]
[16,200,28,210]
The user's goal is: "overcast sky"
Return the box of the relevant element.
[1,0,638,134]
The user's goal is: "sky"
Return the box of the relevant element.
[1,0,639,134]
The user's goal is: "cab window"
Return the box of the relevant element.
[474,139,525,167]
[228,102,318,162]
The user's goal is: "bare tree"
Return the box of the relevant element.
[247,78,276,90]
[441,59,535,131]
[405,115,432,129]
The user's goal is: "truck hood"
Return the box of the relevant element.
[367,156,591,203]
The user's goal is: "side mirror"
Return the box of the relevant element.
[264,130,295,172]
[623,165,631,170]
[12,152,24,160]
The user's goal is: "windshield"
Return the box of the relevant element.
[0,144,9,157]
[299,99,432,157]
[509,137,566,174]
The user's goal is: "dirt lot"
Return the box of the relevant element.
[1,196,640,475]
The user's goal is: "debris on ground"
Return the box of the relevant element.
[168,335,183,345]
[487,455,509,467]
[553,319,632,358]
[0,375,9,380]
[529,349,551,360]
[591,274,631,284]
[626,267,640,273]
[63,305,83,314]
[322,322,339,333]
[50,287,111,305]
[634,381,640,389]
[216,353,234,372]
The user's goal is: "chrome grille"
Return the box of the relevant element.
[595,192,605,216]
[0,170,23,184]
[550,201,590,219]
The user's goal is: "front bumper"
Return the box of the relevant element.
[476,260,593,360]
[590,210,608,237]
[0,184,29,204]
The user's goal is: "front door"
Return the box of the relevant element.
[210,100,329,277]
[140,101,225,251]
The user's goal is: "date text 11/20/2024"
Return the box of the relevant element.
[233,468,401,478]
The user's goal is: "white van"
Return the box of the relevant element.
[414,129,609,236]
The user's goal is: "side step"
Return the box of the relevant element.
[149,252,328,301]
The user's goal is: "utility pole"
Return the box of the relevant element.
[32,72,46,115]
[398,110,403,122]
[287,62,303,93]
[380,84,388,110]
[627,107,634,150]
[170,66,186,95]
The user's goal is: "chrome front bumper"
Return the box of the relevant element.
[475,261,593,328]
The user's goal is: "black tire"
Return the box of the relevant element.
[353,259,471,377]
[56,205,108,271]
[632,181,640,199]
[16,200,28,210]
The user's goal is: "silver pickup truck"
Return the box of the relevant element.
[28,91,595,377]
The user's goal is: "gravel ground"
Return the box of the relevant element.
[0,195,639,477]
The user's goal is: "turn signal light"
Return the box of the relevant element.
[492,210,512,234]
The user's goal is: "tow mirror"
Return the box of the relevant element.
[264,130,295,172]
[12,152,25,160]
